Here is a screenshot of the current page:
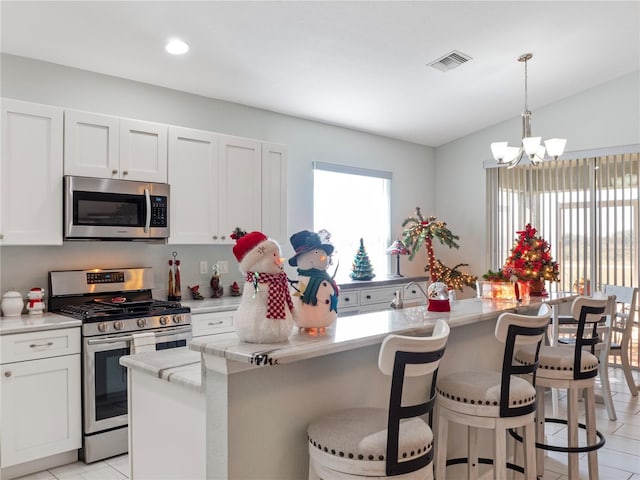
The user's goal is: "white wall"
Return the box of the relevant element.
[434,71,640,286]
[0,54,435,297]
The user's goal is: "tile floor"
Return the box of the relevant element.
[14,368,640,480]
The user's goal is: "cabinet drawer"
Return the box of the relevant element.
[338,291,360,310]
[191,311,234,337]
[359,287,398,306]
[403,282,427,302]
[1,328,80,364]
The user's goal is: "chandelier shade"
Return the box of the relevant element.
[490,53,567,168]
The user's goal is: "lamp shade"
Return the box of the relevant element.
[386,239,409,256]
[545,138,567,159]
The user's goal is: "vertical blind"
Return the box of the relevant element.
[487,152,640,293]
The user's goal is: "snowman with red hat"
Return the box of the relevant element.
[232,231,294,343]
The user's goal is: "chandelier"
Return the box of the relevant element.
[490,53,567,168]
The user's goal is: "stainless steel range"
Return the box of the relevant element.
[48,267,192,463]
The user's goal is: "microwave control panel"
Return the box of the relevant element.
[150,196,168,227]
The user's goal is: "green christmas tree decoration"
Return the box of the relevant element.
[350,238,375,281]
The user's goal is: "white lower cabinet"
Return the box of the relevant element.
[191,310,234,338]
[0,328,81,471]
[337,279,428,316]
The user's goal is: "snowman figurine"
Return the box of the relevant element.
[232,231,294,344]
[288,230,339,334]
[26,287,46,315]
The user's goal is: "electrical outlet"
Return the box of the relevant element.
[217,260,229,274]
[200,261,208,274]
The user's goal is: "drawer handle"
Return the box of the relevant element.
[208,321,223,326]
[4,371,11,378]
[366,295,371,299]
[30,342,54,348]
[112,169,118,175]
[213,235,218,240]
[344,298,350,302]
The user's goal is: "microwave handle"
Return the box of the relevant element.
[144,188,151,233]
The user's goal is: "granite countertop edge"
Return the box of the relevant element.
[0,313,82,335]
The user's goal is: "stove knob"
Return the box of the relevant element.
[114,320,125,331]
[98,322,109,333]
[173,314,183,324]
[137,318,148,328]
[160,316,169,326]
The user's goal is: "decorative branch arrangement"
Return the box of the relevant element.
[401,207,477,291]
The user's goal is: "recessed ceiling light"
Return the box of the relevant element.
[165,39,189,55]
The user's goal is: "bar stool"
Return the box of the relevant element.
[435,304,551,480]
[515,296,607,480]
[307,319,450,479]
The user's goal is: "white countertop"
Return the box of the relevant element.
[0,312,82,335]
[190,293,576,369]
[181,297,242,314]
[120,347,203,392]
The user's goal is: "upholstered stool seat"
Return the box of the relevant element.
[435,304,552,480]
[437,371,536,417]
[516,344,599,379]
[307,319,450,479]
[308,407,432,475]
[514,296,608,480]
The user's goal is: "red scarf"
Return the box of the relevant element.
[246,272,294,320]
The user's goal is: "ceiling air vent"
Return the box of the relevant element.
[428,50,472,72]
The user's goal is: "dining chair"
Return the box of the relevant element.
[603,284,639,396]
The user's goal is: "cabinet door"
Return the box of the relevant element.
[119,119,168,183]
[168,127,218,244]
[1,98,63,245]
[261,143,287,245]
[64,109,119,178]
[0,354,81,468]
[217,136,262,243]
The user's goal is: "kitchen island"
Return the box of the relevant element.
[186,294,574,480]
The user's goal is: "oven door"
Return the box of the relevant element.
[83,326,191,435]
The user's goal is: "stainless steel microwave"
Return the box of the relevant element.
[64,175,170,241]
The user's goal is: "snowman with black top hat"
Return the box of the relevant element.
[288,230,339,334]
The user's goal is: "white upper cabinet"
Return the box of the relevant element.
[261,143,288,245]
[168,131,287,245]
[119,119,168,183]
[217,135,263,242]
[64,110,167,182]
[0,98,64,245]
[168,126,218,244]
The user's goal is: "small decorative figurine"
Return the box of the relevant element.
[26,287,46,315]
[210,264,224,298]
[232,231,294,344]
[230,281,241,297]
[188,285,204,300]
[288,230,339,334]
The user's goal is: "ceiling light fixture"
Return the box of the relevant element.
[490,53,566,169]
[165,39,189,55]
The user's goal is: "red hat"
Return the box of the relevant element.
[233,231,273,273]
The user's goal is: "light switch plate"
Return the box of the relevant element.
[200,261,208,274]
[217,260,229,274]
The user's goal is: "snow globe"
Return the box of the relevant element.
[427,281,450,312]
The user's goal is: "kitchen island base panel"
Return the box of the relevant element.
[203,315,505,479]
[1,450,78,480]
[128,369,205,480]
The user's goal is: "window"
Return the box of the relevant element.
[488,151,639,291]
[313,162,391,283]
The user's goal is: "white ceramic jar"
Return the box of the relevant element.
[2,290,24,317]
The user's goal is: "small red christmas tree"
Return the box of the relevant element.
[502,224,559,283]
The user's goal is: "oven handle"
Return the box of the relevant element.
[86,326,192,345]
[144,187,151,233]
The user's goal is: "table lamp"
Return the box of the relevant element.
[386,239,409,277]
